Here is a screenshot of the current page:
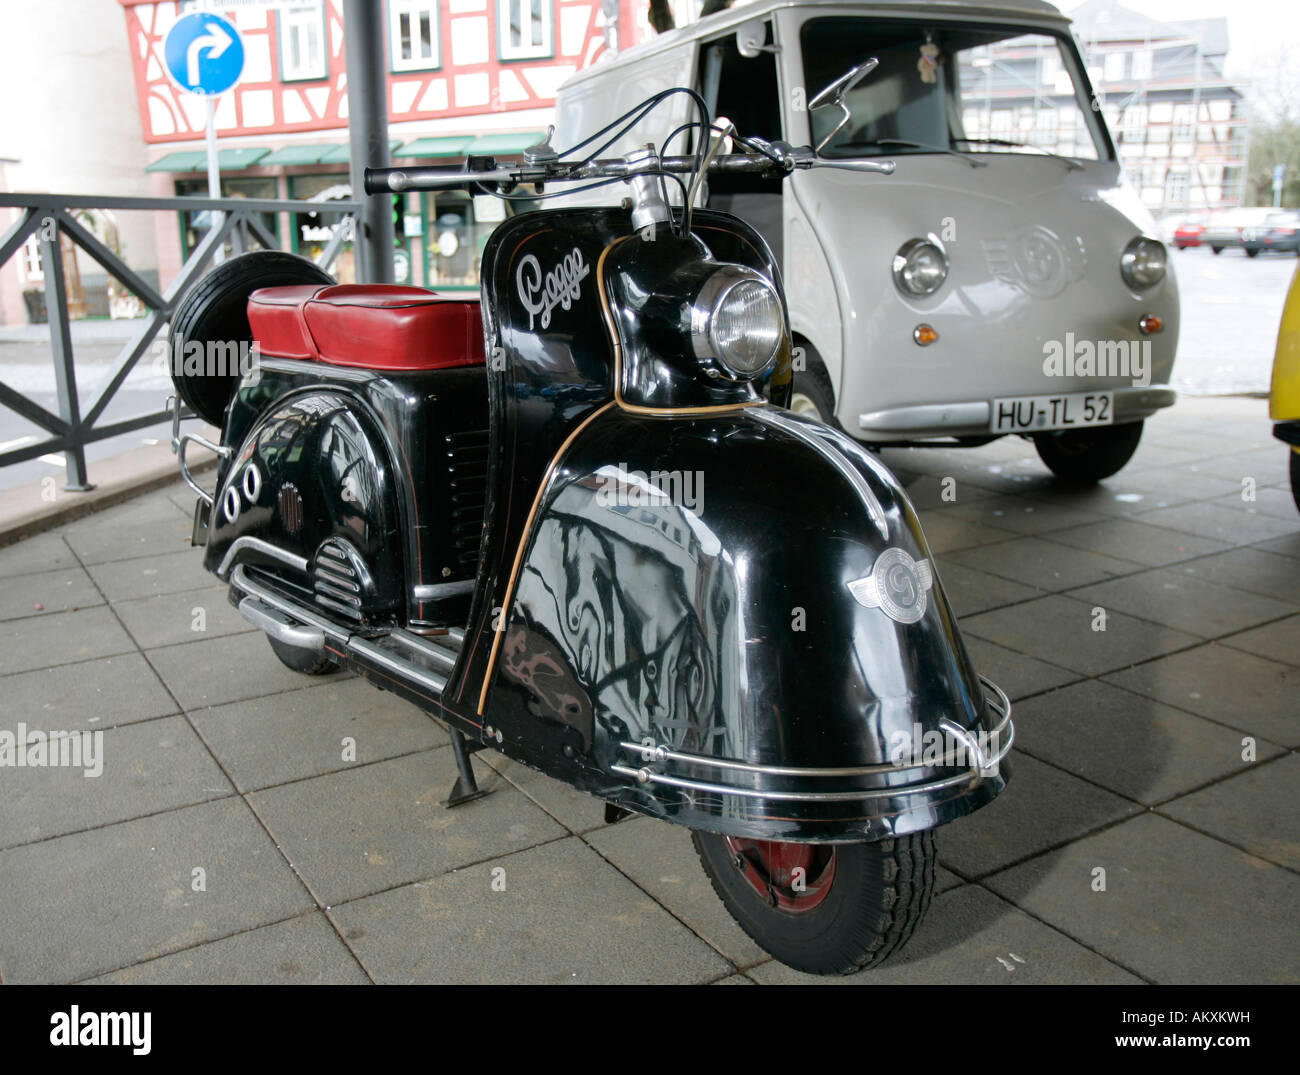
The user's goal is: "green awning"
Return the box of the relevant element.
[259,144,340,166]
[466,132,546,156]
[145,150,209,173]
[393,135,475,159]
[317,140,401,164]
[145,147,270,173]
[217,147,270,170]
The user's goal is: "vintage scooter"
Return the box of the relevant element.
[168,92,1013,976]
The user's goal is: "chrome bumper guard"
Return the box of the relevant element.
[169,395,230,507]
[610,676,1014,803]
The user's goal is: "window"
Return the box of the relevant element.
[1131,49,1153,80]
[1103,51,1126,82]
[499,0,552,61]
[21,235,43,282]
[1165,169,1189,206]
[1173,105,1195,141]
[280,2,328,82]
[391,1,439,71]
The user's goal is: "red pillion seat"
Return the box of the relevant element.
[247,284,485,371]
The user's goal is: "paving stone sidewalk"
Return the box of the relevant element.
[0,396,1295,984]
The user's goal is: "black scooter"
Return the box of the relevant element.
[169,95,1012,975]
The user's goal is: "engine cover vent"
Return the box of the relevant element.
[312,538,364,621]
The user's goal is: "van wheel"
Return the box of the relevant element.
[267,635,338,676]
[1289,451,1300,513]
[692,830,935,975]
[1246,248,1260,258]
[1211,246,1224,255]
[170,251,334,426]
[1034,420,1144,483]
[788,347,836,424]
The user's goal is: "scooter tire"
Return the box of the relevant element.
[692,829,936,975]
[267,634,338,676]
[170,251,334,426]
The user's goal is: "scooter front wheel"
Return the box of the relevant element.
[692,830,935,975]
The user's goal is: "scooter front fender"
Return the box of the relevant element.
[490,404,1012,841]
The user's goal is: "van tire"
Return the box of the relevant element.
[170,251,334,426]
[1211,246,1224,255]
[788,346,836,425]
[1034,420,1144,483]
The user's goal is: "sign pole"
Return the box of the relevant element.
[206,97,224,263]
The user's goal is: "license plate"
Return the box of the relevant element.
[991,392,1114,433]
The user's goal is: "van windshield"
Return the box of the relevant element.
[801,18,1109,163]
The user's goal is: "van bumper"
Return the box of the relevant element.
[856,385,1177,442]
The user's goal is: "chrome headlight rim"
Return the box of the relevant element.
[1120,235,1168,291]
[892,236,950,298]
[690,266,785,381]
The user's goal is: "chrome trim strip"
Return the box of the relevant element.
[608,764,980,802]
[615,676,1013,796]
[228,564,348,645]
[218,537,309,579]
[389,629,459,672]
[751,406,888,539]
[348,636,448,696]
[237,596,325,652]
[412,579,476,601]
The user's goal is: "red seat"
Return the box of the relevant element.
[248,284,485,371]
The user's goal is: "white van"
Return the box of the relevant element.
[554,0,1179,480]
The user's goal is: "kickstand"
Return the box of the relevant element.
[443,728,492,808]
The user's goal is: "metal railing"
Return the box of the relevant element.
[0,193,359,488]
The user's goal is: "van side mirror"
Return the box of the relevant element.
[735,19,779,58]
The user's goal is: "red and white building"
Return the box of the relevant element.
[119,0,674,289]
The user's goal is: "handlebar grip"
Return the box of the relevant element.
[364,164,467,194]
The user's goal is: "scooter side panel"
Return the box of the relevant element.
[487,404,1009,841]
[205,377,406,627]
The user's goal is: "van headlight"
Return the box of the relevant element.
[690,266,784,379]
[892,237,949,297]
[1120,236,1167,290]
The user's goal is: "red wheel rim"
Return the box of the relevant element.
[723,836,837,913]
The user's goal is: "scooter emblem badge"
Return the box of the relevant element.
[516,246,590,330]
[848,548,933,624]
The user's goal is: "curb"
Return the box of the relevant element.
[0,433,220,548]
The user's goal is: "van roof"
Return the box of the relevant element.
[562,0,1072,90]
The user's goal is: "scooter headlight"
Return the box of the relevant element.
[1120,236,1167,290]
[892,237,949,297]
[691,267,784,379]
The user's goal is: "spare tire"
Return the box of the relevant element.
[169,251,334,426]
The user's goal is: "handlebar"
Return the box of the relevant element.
[363,143,894,196]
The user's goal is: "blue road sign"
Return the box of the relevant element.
[164,12,244,96]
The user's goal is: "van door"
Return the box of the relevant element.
[697,20,784,264]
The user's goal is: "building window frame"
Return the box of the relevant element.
[389,0,441,73]
[497,0,554,62]
[278,1,330,84]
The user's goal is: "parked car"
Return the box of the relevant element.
[554,0,1179,482]
[1173,215,1206,248]
[1242,210,1300,257]
[1202,207,1274,255]
[1270,263,1300,510]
